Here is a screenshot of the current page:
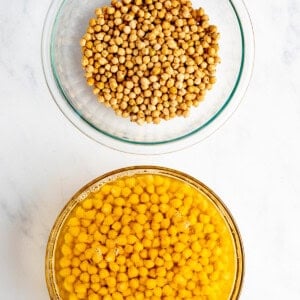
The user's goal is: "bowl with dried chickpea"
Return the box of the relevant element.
[46,166,244,300]
[42,0,254,153]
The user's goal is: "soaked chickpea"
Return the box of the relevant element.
[55,174,235,300]
[81,0,220,125]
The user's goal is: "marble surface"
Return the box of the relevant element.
[1,0,300,299]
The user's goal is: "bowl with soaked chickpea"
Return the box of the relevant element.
[42,0,254,153]
[46,166,244,299]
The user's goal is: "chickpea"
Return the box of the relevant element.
[55,174,235,299]
[81,0,220,124]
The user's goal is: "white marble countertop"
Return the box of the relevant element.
[1,0,300,299]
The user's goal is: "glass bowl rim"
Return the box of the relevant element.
[45,165,245,299]
[42,0,255,154]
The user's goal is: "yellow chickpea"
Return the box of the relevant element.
[55,174,235,299]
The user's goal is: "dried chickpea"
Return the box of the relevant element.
[81,0,220,124]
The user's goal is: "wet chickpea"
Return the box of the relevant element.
[56,174,235,300]
[80,0,220,124]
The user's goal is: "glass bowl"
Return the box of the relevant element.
[42,0,254,154]
[45,166,244,299]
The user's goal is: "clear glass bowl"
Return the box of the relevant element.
[45,166,244,299]
[42,0,254,154]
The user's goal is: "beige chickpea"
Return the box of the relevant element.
[81,0,220,124]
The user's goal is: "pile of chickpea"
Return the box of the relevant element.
[81,0,220,124]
